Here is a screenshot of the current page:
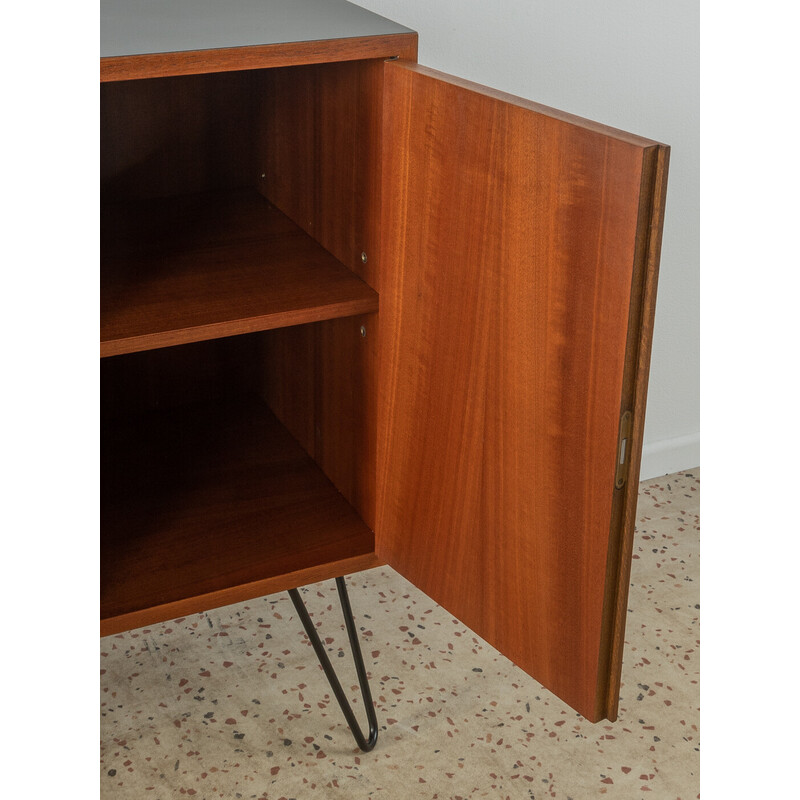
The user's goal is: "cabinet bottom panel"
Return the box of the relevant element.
[101,398,378,636]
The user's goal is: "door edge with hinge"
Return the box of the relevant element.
[597,143,670,722]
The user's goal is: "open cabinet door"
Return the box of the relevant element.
[375,61,668,723]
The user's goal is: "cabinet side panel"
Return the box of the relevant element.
[256,59,390,282]
[256,60,390,528]
[376,62,658,721]
[314,314,378,530]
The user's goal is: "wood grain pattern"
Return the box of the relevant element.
[101,190,378,357]
[100,32,418,82]
[313,315,378,529]
[101,399,380,636]
[256,57,399,284]
[375,62,668,722]
[256,312,377,530]
[256,57,400,527]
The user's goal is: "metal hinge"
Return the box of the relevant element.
[614,410,634,489]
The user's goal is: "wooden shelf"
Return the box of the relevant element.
[101,190,378,357]
[101,399,379,635]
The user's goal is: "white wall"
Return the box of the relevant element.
[354,0,700,479]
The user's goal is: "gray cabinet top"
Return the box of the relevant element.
[101,0,413,58]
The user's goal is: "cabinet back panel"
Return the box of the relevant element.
[101,338,263,420]
[258,326,318,458]
[101,71,256,199]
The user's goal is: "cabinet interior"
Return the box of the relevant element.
[101,60,385,635]
[99,12,669,722]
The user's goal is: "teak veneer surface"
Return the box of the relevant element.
[376,62,668,722]
[101,190,379,357]
[256,58,390,530]
[101,399,379,636]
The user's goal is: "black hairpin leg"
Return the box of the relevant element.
[288,576,379,752]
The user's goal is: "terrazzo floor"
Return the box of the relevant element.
[100,470,700,799]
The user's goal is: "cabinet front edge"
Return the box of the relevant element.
[100,552,385,637]
[101,32,419,81]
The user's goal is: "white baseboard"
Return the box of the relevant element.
[638,432,700,480]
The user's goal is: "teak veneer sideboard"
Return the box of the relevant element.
[101,0,669,725]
